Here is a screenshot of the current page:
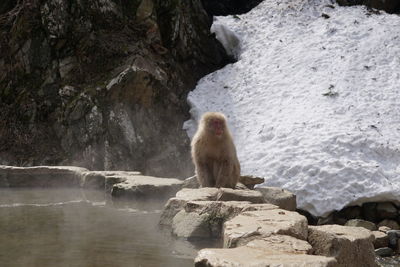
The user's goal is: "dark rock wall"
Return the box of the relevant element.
[337,0,400,14]
[0,0,229,178]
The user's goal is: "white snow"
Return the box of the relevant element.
[183,0,400,217]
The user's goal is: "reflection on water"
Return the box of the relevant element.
[0,189,215,267]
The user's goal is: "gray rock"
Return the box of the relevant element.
[308,225,377,267]
[345,219,377,231]
[256,186,297,211]
[216,188,265,203]
[376,202,398,220]
[375,247,393,257]
[387,230,400,248]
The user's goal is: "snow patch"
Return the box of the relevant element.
[185,0,400,216]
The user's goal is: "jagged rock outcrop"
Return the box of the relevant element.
[0,0,229,177]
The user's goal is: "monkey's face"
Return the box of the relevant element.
[208,118,224,137]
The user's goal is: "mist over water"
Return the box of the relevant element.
[0,189,213,267]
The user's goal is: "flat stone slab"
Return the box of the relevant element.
[195,245,337,267]
[111,175,183,200]
[308,225,377,267]
[224,209,308,248]
[0,165,88,187]
[256,186,297,211]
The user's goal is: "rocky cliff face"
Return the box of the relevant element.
[0,0,230,177]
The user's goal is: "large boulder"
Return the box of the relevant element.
[308,225,377,267]
[171,201,277,238]
[224,209,308,248]
[0,165,87,187]
[159,188,220,225]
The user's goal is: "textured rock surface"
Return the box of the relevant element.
[0,0,228,177]
[308,225,377,267]
[224,209,308,248]
[256,186,297,211]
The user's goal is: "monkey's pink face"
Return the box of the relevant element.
[209,119,224,136]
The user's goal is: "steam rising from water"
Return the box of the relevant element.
[0,189,213,266]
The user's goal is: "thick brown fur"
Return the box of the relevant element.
[191,112,240,188]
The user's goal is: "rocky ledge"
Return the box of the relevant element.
[0,165,182,201]
[161,185,378,266]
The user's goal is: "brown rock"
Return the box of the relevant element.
[372,231,389,249]
[308,225,377,267]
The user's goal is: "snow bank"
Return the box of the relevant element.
[184,0,400,216]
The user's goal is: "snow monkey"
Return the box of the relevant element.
[191,112,240,188]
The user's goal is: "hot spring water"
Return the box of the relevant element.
[0,189,214,267]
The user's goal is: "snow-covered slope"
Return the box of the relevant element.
[184,0,400,216]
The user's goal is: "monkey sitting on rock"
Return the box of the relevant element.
[191,112,240,189]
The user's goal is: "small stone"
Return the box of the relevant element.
[345,219,377,231]
[372,231,389,248]
[238,175,264,189]
[377,219,400,230]
[379,226,392,233]
[375,247,393,257]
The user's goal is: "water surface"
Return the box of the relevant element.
[0,189,213,267]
